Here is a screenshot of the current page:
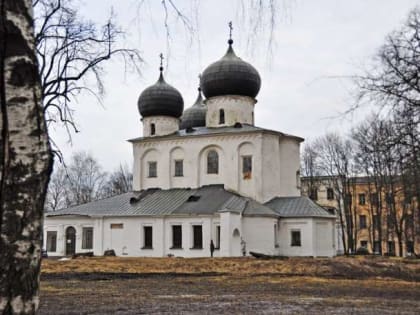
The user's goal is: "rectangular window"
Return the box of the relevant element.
[406,241,414,254]
[345,193,352,208]
[346,214,353,230]
[327,188,334,200]
[148,161,157,178]
[373,241,381,253]
[82,227,93,249]
[216,225,221,249]
[370,193,378,206]
[46,231,57,252]
[373,215,380,230]
[172,225,182,249]
[291,230,301,247]
[404,194,413,205]
[143,226,153,249]
[386,192,393,205]
[388,241,395,256]
[242,156,252,179]
[309,188,318,201]
[174,160,183,177]
[359,215,367,229]
[360,240,368,248]
[387,215,394,229]
[192,225,203,249]
[405,215,414,232]
[359,193,366,205]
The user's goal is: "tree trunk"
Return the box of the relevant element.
[0,0,52,313]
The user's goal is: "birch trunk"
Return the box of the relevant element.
[0,0,52,313]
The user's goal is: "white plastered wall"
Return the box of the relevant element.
[205,95,256,127]
[132,132,301,203]
[278,217,335,257]
[142,116,180,137]
[219,212,242,256]
[44,214,335,257]
[44,215,224,258]
[43,216,100,256]
[278,138,301,197]
[242,217,279,255]
[278,218,314,256]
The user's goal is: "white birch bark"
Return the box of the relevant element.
[0,0,52,313]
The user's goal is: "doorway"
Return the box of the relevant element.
[65,226,76,256]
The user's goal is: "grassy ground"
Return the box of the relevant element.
[39,256,420,314]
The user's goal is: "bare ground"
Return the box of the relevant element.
[39,257,420,314]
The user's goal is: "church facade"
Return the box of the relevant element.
[43,37,336,258]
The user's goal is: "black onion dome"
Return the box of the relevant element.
[180,89,207,129]
[200,42,261,98]
[138,72,184,118]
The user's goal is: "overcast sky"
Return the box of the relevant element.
[49,0,419,172]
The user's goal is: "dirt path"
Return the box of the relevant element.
[39,257,420,314]
[39,272,420,314]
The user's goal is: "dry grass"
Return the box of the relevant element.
[41,256,420,281]
[39,256,420,314]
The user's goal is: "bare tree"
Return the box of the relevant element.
[351,6,420,256]
[356,6,420,115]
[102,164,133,197]
[0,0,53,313]
[301,141,321,200]
[65,151,107,206]
[45,163,67,210]
[33,0,142,153]
[315,133,356,254]
[352,114,417,256]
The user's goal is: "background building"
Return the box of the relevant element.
[301,175,419,256]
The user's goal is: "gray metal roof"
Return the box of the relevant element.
[179,89,207,130]
[243,199,279,217]
[138,72,184,118]
[128,124,303,142]
[264,196,336,218]
[46,188,334,219]
[200,43,261,99]
[46,186,248,218]
[172,186,239,215]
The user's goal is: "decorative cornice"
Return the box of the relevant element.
[129,128,303,144]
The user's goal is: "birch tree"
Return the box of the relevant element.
[0,0,53,313]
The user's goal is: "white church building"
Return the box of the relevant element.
[43,36,336,258]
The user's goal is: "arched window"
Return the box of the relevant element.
[150,123,156,135]
[219,109,225,124]
[207,150,219,174]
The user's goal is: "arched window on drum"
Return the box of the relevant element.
[219,109,225,124]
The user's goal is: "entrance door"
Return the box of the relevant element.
[65,226,76,256]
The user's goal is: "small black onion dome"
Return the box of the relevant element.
[180,88,207,129]
[138,71,184,118]
[200,41,261,98]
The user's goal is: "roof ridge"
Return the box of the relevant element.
[53,192,132,212]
